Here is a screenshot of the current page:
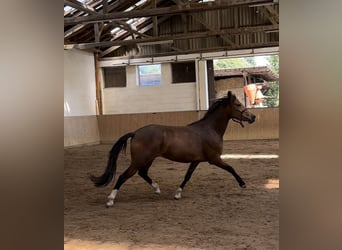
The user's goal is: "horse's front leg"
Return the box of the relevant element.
[210,158,246,188]
[174,161,199,200]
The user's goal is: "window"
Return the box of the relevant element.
[214,55,279,108]
[103,67,126,88]
[171,61,196,83]
[138,64,161,86]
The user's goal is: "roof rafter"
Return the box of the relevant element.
[257,6,278,25]
[65,24,85,37]
[64,0,279,58]
[102,0,108,14]
[64,0,97,15]
[190,13,236,48]
[99,15,170,57]
[170,0,236,49]
[65,24,279,49]
[64,0,151,42]
[101,41,279,60]
[265,5,279,23]
[64,0,275,25]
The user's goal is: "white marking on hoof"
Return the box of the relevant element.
[108,189,118,200]
[106,189,117,207]
[106,200,114,207]
[152,182,161,194]
[174,187,182,200]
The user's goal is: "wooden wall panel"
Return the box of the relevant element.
[64,116,100,147]
[97,111,201,143]
[224,108,279,140]
[97,108,278,143]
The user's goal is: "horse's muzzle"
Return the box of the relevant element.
[248,114,256,123]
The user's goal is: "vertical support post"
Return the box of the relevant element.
[197,60,209,111]
[242,71,248,106]
[94,53,103,115]
[153,0,158,37]
[94,23,100,43]
[103,0,108,14]
[206,60,216,107]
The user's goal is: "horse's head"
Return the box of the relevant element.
[227,91,256,126]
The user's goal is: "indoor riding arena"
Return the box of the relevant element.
[64,1,279,249]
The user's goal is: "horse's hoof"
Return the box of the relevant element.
[174,195,181,200]
[106,200,114,207]
[173,190,182,200]
[240,183,246,188]
[174,187,182,200]
[174,192,182,200]
[152,182,161,194]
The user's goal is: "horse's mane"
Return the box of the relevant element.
[188,97,228,126]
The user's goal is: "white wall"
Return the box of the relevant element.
[101,63,202,114]
[64,49,97,116]
[197,60,209,110]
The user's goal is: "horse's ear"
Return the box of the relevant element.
[227,91,232,99]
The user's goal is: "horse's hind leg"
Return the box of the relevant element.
[106,165,138,207]
[211,158,246,188]
[138,160,161,194]
[174,162,199,200]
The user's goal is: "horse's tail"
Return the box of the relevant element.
[90,132,135,187]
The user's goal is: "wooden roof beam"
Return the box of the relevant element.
[65,24,279,49]
[100,41,279,60]
[64,0,275,25]
[99,16,170,57]
[114,20,151,38]
[257,6,278,25]
[190,13,236,48]
[265,5,279,23]
[102,0,108,14]
[64,0,97,15]
[65,24,85,38]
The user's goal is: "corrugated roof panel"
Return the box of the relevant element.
[73,2,279,58]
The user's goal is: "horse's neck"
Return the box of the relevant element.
[202,109,231,137]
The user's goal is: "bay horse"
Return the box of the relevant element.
[91,91,256,207]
